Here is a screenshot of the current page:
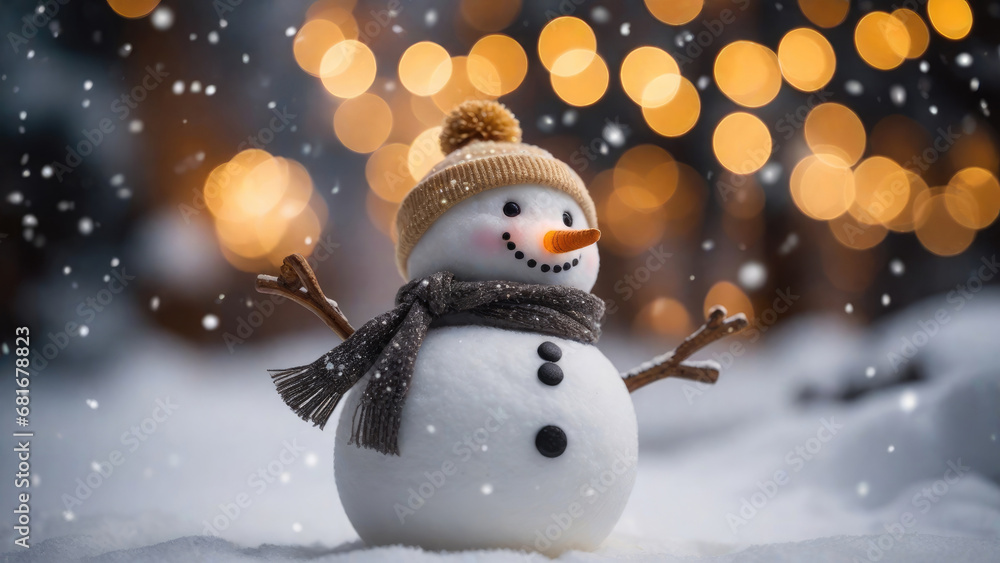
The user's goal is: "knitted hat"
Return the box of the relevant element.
[394,100,598,278]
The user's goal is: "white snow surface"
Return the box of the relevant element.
[3,291,999,562]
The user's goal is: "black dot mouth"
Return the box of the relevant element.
[502,232,581,273]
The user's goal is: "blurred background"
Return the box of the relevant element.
[1,0,999,560]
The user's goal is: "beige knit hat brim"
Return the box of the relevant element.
[395,152,596,278]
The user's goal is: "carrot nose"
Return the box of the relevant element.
[543,228,601,254]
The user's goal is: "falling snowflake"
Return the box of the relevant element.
[738,262,767,291]
[856,481,869,497]
[202,314,220,331]
[890,259,904,276]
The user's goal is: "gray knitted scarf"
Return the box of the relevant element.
[270,271,605,455]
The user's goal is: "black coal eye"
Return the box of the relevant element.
[503,202,520,217]
[562,212,573,227]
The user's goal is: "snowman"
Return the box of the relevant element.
[257,101,747,555]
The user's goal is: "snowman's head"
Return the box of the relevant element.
[395,100,601,292]
[406,183,600,291]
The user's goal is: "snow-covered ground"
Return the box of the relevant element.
[3,290,999,562]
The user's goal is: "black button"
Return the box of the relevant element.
[563,262,571,270]
[537,341,561,362]
[502,232,511,240]
[507,241,516,250]
[515,251,524,259]
[541,264,550,272]
[537,362,563,386]
[572,258,578,266]
[553,265,562,273]
[535,425,567,458]
[527,259,536,268]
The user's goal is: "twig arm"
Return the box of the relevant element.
[255,254,356,340]
[623,306,748,393]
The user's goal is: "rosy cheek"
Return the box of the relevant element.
[583,250,599,276]
[471,227,503,252]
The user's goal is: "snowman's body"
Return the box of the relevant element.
[334,324,638,554]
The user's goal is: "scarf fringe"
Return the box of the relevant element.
[350,399,401,455]
[269,356,355,430]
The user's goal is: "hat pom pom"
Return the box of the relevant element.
[439,100,522,155]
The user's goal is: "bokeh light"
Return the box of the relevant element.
[408,127,446,181]
[550,54,609,107]
[945,167,1000,229]
[914,192,976,256]
[704,281,754,324]
[713,113,772,174]
[642,76,700,137]
[467,34,528,96]
[891,9,930,59]
[366,143,416,203]
[927,0,973,40]
[714,41,782,108]
[790,154,855,220]
[431,56,494,112]
[854,12,911,70]
[829,213,888,250]
[805,103,866,166]
[797,0,849,28]
[613,145,679,209]
[398,42,453,96]
[320,40,377,98]
[595,170,669,256]
[204,151,326,271]
[293,19,346,76]
[107,0,160,18]
[620,47,680,107]
[850,156,910,225]
[538,17,596,77]
[333,93,393,153]
[644,0,703,26]
[778,28,836,92]
[637,298,692,338]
